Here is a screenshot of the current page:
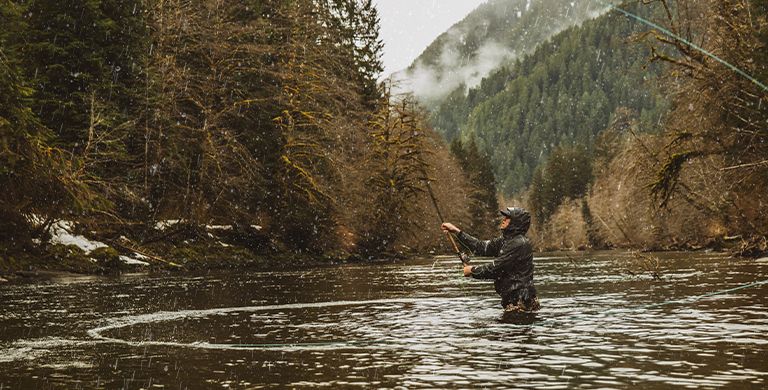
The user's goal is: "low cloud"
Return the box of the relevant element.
[391,39,515,103]
[387,0,614,104]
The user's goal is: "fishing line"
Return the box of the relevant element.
[527,277,768,329]
[84,276,768,349]
[228,1,768,348]
[84,2,768,349]
[593,0,768,93]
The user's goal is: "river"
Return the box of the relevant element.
[1,251,767,389]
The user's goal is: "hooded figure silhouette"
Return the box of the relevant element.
[452,207,540,312]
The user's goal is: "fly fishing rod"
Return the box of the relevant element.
[422,176,469,266]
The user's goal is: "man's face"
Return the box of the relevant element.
[499,217,511,230]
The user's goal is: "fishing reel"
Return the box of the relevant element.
[459,252,471,265]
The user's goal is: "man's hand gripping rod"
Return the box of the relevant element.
[423,177,469,265]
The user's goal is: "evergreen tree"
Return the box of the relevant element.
[449,136,499,235]
[528,144,592,225]
[360,95,430,255]
[353,0,385,104]
[15,0,147,148]
[0,2,96,243]
[430,3,670,195]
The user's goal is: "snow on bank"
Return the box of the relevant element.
[48,221,148,266]
[49,221,108,253]
[45,219,265,266]
[119,255,150,266]
[154,219,181,230]
[206,225,232,230]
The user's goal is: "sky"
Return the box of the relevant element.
[374,0,489,76]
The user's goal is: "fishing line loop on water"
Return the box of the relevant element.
[84,0,768,350]
[84,277,768,350]
[528,277,768,330]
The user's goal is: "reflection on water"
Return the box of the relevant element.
[1,251,767,388]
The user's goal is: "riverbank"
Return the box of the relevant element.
[2,217,763,283]
[0,241,360,283]
[0,221,372,282]
[0,239,741,285]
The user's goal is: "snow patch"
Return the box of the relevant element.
[0,347,39,363]
[119,255,150,266]
[154,219,181,230]
[132,252,150,260]
[49,221,108,253]
[155,221,261,231]
[41,361,95,370]
[206,225,233,230]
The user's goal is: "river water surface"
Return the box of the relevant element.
[1,251,767,389]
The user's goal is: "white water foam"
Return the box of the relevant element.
[86,297,464,351]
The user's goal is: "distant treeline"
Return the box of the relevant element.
[432,2,670,195]
[0,0,496,260]
[436,0,768,254]
[398,0,604,103]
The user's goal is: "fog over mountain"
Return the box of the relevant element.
[390,0,611,104]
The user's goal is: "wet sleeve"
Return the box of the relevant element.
[470,259,502,279]
[470,238,525,280]
[456,231,503,257]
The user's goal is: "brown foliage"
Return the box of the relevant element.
[530,198,588,251]
[353,92,473,255]
[532,1,768,253]
[400,130,474,254]
[530,112,730,251]
[642,0,768,244]
[584,130,734,250]
[1,0,480,261]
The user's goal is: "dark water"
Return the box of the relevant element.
[1,251,767,389]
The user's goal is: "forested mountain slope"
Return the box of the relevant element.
[432,2,670,193]
[391,0,608,104]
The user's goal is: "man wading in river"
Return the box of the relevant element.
[441,207,540,312]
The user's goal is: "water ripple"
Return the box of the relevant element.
[0,252,766,388]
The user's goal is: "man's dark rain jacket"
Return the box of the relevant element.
[456,211,538,309]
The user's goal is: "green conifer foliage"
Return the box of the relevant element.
[16,0,147,147]
[0,2,97,243]
[449,137,499,236]
[528,144,592,225]
[431,4,670,195]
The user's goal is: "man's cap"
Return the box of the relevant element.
[499,207,531,234]
[500,207,527,218]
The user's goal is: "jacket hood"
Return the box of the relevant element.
[501,207,530,236]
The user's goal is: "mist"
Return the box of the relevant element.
[392,39,516,103]
[388,0,614,104]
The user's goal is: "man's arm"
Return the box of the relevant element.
[455,231,503,257]
[466,261,500,279]
[442,222,501,260]
[465,238,528,279]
